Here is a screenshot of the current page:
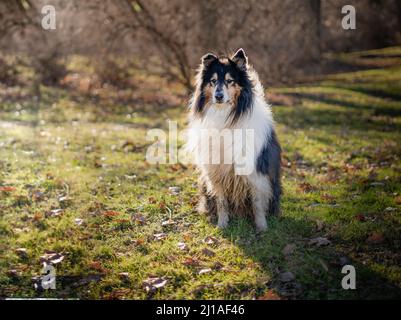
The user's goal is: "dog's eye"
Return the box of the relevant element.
[210,79,217,85]
[226,79,234,85]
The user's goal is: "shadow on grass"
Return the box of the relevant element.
[336,86,401,102]
[277,107,401,133]
[284,92,401,117]
[220,215,401,299]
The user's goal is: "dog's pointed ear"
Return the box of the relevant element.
[231,48,248,70]
[201,53,217,67]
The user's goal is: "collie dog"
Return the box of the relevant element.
[186,48,281,232]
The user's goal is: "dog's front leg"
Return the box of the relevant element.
[252,191,268,232]
[250,175,270,232]
[216,196,229,228]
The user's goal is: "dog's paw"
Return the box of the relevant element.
[255,218,268,233]
[217,213,229,229]
[197,202,208,214]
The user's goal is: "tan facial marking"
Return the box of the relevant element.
[224,74,240,104]
[204,83,213,103]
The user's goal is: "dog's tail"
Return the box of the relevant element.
[268,178,281,216]
[266,129,282,216]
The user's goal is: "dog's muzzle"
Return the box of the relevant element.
[215,91,224,103]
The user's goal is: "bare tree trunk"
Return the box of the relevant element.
[310,0,322,58]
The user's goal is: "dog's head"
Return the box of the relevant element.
[193,48,253,124]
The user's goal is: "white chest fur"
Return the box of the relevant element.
[187,96,273,176]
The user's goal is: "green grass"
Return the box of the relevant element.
[1,48,401,299]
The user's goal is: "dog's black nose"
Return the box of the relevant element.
[215,92,224,102]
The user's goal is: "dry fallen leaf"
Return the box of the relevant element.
[103,210,120,217]
[343,163,358,173]
[7,269,20,278]
[366,232,385,244]
[33,212,43,221]
[148,197,157,204]
[40,252,64,265]
[309,237,331,247]
[198,268,212,275]
[161,219,176,227]
[182,257,201,267]
[45,209,63,217]
[0,186,16,192]
[132,213,146,225]
[355,214,366,222]
[258,290,282,300]
[131,238,145,246]
[298,182,315,193]
[177,242,188,251]
[183,233,192,241]
[201,248,216,257]
[58,196,71,203]
[74,218,84,226]
[384,207,396,212]
[168,186,181,195]
[143,277,168,292]
[88,261,106,273]
[124,174,137,180]
[118,272,130,281]
[15,248,28,258]
[158,201,166,209]
[203,236,219,246]
[153,233,167,241]
[32,191,45,202]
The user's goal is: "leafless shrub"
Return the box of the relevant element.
[93,57,136,89]
[31,50,67,86]
[0,57,20,86]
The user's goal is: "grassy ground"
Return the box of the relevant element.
[0,47,400,299]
